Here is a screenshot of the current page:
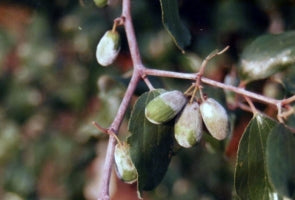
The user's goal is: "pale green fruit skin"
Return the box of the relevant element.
[174,102,202,148]
[145,90,187,124]
[200,98,229,140]
[114,142,137,184]
[96,30,120,66]
[93,0,108,7]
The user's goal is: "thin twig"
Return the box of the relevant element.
[282,95,295,105]
[92,121,108,134]
[280,105,294,119]
[194,48,226,101]
[237,102,258,113]
[184,83,195,96]
[276,102,284,123]
[199,46,229,78]
[141,74,155,90]
[244,96,258,115]
[112,17,125,33]
[144,68,198,80]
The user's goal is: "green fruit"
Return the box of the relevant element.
[114,142,137,184]
[93,0,108,8]
[96,30,120,66]
[200,98,229,140]
[145,90,187,124]
[174,101,202,148]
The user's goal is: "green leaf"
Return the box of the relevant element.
[239,31,295,82]
[235,114,278,200]
[266,124,295,198]
[127,89,174,196]
[282,64,295,94]
[285,110,295,129]
[159,0,191,53]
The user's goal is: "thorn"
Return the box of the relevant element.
[92,121,108,134]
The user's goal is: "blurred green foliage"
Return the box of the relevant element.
[0,0,295,199]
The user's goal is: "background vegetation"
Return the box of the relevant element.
[0,0,295,199]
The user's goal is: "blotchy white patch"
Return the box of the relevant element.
[257,114,263,125]
[241,50,293,79]
[96,31,120,66]
[161,90,187,112]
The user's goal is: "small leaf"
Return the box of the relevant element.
[127,89,174,197]
[239,31,295,82]
[266,124,295,198]
[159,0,191,53]
[235,114,278,200]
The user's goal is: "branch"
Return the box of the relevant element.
[97,0,144,199]
[122,0,144,69]
[98,73,140,200]
[144,68,281,106]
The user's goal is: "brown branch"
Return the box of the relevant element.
[282,95,295,105]
[243,96,258,115]
[97,0,144,199]
[92,121,108,134]
[122,0,144,69]
[141,74,155,90]
[144,68,282,106]
[98,73,141,200]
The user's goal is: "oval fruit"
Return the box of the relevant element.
[174,101,203,148]
[145,90,187,124]
[96,30,120,66]
[114,142,137,184]
[93,0,108,8]
[200,98,229,140]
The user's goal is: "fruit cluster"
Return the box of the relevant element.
[145,90,229,148]
[113,89,229,184]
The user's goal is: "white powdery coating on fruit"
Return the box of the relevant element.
[114,144,137,183]
[96,31,120,66]
[175,132,190,148]
[160,90,187,112]
[200,98,228,140]
[175,102,202,148]
[189,103,203,141]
